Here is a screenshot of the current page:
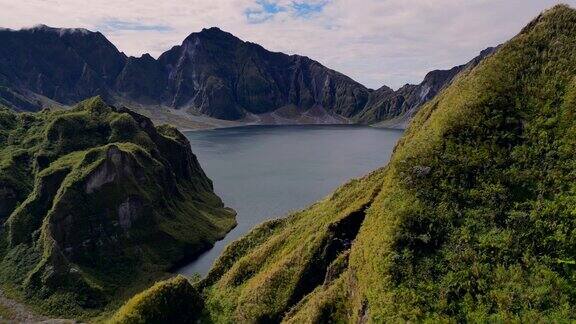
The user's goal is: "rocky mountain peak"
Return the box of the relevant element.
[0,24,497,126]
[183,26,242,45]
[24,24,93,36]
[139,53,155,61]
[374,84,394,93]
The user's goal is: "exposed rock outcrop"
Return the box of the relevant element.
[0,97,236,318]
[0,185,17,221]
[84,145,145,194]
[0,25,493,126]
[118,196,144,231]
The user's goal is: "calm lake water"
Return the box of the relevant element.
[177,125,403,276]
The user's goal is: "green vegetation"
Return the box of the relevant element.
[0,303,17,321]
[111,276,202,324]
[0,97,236,320]
[114,4,576,323]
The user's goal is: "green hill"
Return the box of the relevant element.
[0,97,236,319]
[113,4,576,323]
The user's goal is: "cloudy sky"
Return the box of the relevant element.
[1,0,574,89]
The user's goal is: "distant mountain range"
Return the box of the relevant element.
[0,25,495,128]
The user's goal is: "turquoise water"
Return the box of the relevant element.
[177,125,403,276]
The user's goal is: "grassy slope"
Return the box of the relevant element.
[110,276,202,324]
[351,5,576,321]
[115,4,576,323]
[0,97,236,320]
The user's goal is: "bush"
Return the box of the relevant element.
[111,276,202,324]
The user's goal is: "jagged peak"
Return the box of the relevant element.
[140,53,155,60]
[22,24,94,36]
[183,26,242,44]
[479,46,497,56]
[374,85,394,93]
[201,26,226,34]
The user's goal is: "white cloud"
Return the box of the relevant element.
[0,0,574,88]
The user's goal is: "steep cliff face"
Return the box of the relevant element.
[115,5,576,323]
[154,28,370,120]
[0,25,126,108]
[114,54,167,103]
[0,26,369,122]
[0,97,235,318]
[0,25,491,126]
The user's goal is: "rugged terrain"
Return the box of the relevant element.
[355,46,497,127]
[0,24,492,128]
[114,4,576,323]
[0,97,236,319]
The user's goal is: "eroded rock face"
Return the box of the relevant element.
[0,26,369,122]
[84,145,144,194]
[52,145,154,262]
[0,185,17,221]
[154,28,370,120]
[118,196,144,231]
[0,99,236,315]
[7,167,70,245]
[0,25,126,110]
[0,25,497,125]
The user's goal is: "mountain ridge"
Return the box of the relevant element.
[356,46,498,127]
[0,25,494,127]
[0,97,236,319]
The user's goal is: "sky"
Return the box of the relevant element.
[0,0,574,89]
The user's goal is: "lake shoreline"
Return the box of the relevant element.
[176,125,404,277]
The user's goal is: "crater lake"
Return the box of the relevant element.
[177,125,403,276]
